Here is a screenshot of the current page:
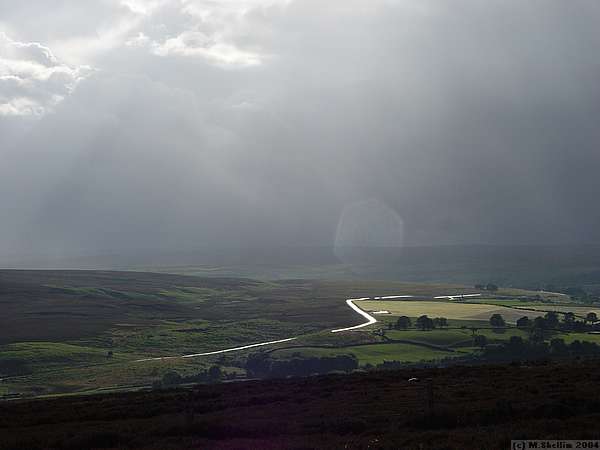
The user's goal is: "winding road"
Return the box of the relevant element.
[331,298,378,333]
[136,295,381,362]
[136,293,478,362]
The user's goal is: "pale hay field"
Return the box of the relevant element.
[356,300,543,323]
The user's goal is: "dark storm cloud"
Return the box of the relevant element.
[1,0,600,259]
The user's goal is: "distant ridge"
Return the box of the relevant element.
[4,244,600,292]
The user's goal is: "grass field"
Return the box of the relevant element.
[268,326,535,367]
[560,332,600,344]
[385,329,475,346]
[358,298,600,324]
[269,342,457,365]
[512,305,600,318]
[357,300,542,323]
[2,269,599,398]
[466,298,571,307]
[0,270,491,396]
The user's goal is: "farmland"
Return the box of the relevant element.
[357,296,600,325]
[0,270,484,396]
[269,342,456,365]
[2,269,600,398]
[357,300,533,323]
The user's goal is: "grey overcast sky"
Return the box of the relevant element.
[1,0,600,258]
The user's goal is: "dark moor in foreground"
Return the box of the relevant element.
[2,360,600,450]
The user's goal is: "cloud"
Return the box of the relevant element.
[120,0,163,16]
[124,0,283,67]
[125,31,151,48]
[151,30,262,66]
[0,1,283,68]
[2,0,600,260]
[0,32,90,116]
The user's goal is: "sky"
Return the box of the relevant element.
[1,0,600,260]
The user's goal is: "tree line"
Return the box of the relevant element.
[390,315,448,331]
[472,310,600,354]
[152,365,225,389]
[486,310,598,336]
[482,335,600,360]
[245,353,358,378]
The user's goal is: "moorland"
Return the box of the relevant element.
[2,360,600,449]
[2,269,600,398]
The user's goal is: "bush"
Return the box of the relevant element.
[162,371,183,387]
[489,314,505,328]
[208,365,222,382]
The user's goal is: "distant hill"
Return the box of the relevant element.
[4,244,600,291]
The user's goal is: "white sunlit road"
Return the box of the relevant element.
[136,296,379,362]
[136,337,299,362]
[434,294,482,300]
[136,293,480,362]
[330,298,379,333]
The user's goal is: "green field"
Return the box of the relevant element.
[560,332,600,344]
[358,299,600,325]
[2,269,599,398]
[268,326,537,367]
[0,270,491,396]
[512,305,600,318]
[269,342,457,365]
[357,300,542,323]
[385,329,475,346]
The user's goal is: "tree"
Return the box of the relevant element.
[544,311,559,329]
[473,334,488,349]
[433,317,448,328]
[533,316,546,330]
[530,317,546,343]
[416,315,434,331]
[570,340,584,354]
[246,353,271,378]
[395,316,412,330]
[550,338,567,354]
[161,371,182,387]
[530,329,545,344]
[335,355,359,373]
[586,312,598,324]
[516,316,530,329]
[486,283,499,292]
[208,365,222,382]
[489,314,505,328]
[563,312,576,327]
[507,335,525,352]
[582,341,600,354]
[475,284,484,290]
